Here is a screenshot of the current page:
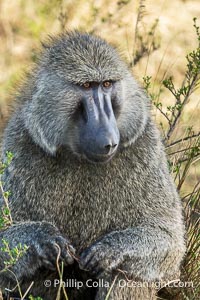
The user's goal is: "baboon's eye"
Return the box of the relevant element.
[103,81,112,88]
[83,82,91,89]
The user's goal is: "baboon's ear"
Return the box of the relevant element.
[34,125,58,155]
[28,121,58,155]
[23,102,58,156]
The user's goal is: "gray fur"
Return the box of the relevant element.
[0,32,185,300]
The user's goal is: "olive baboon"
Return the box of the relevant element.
[0,32,185,300]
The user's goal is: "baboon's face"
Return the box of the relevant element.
[70,80,121,163]
[34,33,126,163]
[26,33,148,163]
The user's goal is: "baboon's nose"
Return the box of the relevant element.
[104,142,118,154]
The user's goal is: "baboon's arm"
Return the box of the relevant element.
[80,225,185,281]
[0,221,75,288]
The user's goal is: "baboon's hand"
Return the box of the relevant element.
[79,237,123,277]
[32,232,75,270]
[0,221,75,283]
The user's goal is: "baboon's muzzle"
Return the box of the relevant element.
[80,88,120,163]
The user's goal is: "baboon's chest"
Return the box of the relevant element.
[11,149,147,251]
[43,153,145,251]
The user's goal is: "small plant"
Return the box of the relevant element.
[0,153,33,299]
[0,151,13,230]
[1,239,28,269]
[29,295,43,300]
[132,0,160,67]
[147,18,200,144]
[143,18,200,300]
